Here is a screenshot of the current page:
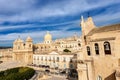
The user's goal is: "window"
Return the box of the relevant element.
[64,64,66,68]
[41,57,43,61]
[63,57,66,62]
[78,43,81,47]
[47,41,49,43]
[53,57,55,63]
[87,46,91,56]
[41,47,43,49]
[29,44,31,47]
[97,75,102,80]
[70,59,73,62]
[23,43,25,49]
[70,64,73,68]
[45,57,47,61]
[57,57,59,62]
[95,43,99,55]
[45,46,46,48]
[37,57,39,60]
[104,41,111,55]
[49,57,51,61]
[18,46,20,49]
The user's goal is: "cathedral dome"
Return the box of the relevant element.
[44,31,52,41]
[26,36,32,42]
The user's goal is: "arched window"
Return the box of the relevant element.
[41,47,43,49]
[78,43,81,47]
[87,46,91,56]
[29,44,31,47]
[95,43,99,55]
[97,75,102,80]
[104,41,111,55]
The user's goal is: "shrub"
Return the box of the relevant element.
[63,49,71,52]
[0,67,35,80]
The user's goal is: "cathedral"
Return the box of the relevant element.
[13,36,33,64]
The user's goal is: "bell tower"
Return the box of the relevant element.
[25,36,33,64]
[80,16,96,45]
[13,36,33,65]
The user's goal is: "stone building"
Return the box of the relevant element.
[33,51,74,72]
[34,31,82,54]
[0,48,12,62]
[13,36,33,64]
[77,16,120,80]
[13,31,82,67]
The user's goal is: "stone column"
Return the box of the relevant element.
[77,63,88,80]
[87,61,95,80]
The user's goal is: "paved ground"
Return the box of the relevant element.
[40,74,68,80]
[0,61,24,71]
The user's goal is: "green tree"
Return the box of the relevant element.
[63,49,71,52]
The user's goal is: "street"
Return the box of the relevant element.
[40,74,68,80]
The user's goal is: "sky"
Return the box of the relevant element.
[0,0,120,47]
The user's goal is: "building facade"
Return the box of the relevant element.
[13,32,81,68]
[0,48,12,62]
[13,36,33,64]
[77,16,120,80]
[33,51,74,71]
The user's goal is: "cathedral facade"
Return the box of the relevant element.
[13,36,33,64]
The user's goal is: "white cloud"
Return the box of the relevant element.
[0,0,120,46]
[0,30,81,43]
[0,0,120,23]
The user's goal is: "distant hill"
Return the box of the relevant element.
[0,47,12,49]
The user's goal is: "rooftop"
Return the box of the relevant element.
[87,24,120,36]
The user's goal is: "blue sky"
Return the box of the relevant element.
[0,0,120,47]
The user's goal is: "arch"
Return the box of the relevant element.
[87,46,91,56]
[95,43,99,55]
[104,41,111,55]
